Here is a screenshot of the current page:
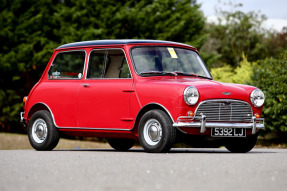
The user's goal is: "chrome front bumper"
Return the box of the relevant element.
[173,114,265,134]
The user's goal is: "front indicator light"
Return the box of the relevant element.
[187,111,194,117]
[255,113,260,118]
[23,96,28,109]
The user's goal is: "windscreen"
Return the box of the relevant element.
[131,47,211,78]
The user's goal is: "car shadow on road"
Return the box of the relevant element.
[53,148,277,154]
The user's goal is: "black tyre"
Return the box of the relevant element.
[138,109,176,153]
[225,134,258,153]
[107,138,135,151]
[28,110,60,151]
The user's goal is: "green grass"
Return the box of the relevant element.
[0,133,111,150]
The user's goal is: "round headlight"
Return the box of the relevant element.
[184,86,199,105]
[250,89,265,107]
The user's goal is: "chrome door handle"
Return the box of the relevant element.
[83,84,90,87]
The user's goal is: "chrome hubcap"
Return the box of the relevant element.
[32,119,47,143]
[143,119,162,146]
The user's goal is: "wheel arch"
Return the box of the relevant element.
[132,103,174,135]
[27,103,57,126]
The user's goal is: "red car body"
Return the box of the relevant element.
[21,40,265,153]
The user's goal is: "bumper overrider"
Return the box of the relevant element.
[173,113,265,134]
[20,112,25,122]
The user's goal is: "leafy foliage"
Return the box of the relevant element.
[1,0,286,136]
[251,52,287,133]
[0,0,206,132]
[264,27,287,59]
[204,2,287,135]
[201,2,267,67]
[210,54,253,84]
[211,53,287,134]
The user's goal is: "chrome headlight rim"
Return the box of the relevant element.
[183,86,199,105]
[250,89,265,108]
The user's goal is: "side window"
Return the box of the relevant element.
[48,51,85,79]
[87,50,109,78]
[119,59,131,78]
[87,49,131,79]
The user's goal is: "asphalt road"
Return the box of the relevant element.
[0,148,286,191]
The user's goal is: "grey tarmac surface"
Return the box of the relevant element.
[0,148,286,191]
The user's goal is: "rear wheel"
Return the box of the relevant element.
[28,110,59,151]
[138,109,176,153]
[225,134,258,153]
[107,138,135,151]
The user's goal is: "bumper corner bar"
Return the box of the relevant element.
[20,112,24,122]
[173,114,265,134]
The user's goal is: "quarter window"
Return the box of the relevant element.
[48,51,85,79]
[87,49,131,79]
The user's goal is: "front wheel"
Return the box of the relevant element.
[138,109,176,153]
[28,110,60,151]
[225,134,258,153]
[107,138,135,151]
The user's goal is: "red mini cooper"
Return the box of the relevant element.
[21,40,265,153]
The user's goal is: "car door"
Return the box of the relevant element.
[44,50,86,127]
[77,49,133,129]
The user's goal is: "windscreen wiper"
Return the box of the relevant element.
[197,75,212,80]
[140,71,177,76]
[140,71,163,75]
[174,71,212,80]
[174,71,198,77]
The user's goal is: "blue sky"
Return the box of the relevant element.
[197,0,287,31]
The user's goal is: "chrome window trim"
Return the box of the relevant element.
[85,48,133,80]
[195,54,211,78]
[47,49,87,80]
[194,99,253,120]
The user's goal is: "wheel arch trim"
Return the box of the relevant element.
[27,102,59,127]
[136,103,174,123]
[132,103,175,133]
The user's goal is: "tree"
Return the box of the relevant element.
[111,0,207,47]
[200,2,267,67]
[251,52,287,135]
[264,27,287,59]
[0,0,206,132]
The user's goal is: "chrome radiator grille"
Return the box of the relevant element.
[195,100,253,122]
